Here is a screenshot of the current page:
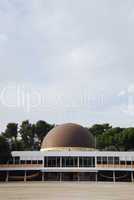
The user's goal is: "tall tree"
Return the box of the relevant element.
[35,120,54,147]
[97,127,124,151]
[19,120,35,150]
[3,123,18,141]
[0,136,11,164]
[122,128,134,151]
[11,140,25,151]
[89,123,112,136]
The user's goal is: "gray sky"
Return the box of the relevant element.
[0,0,134,131]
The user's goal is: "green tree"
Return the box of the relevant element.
[11,140,25,151]
[35,120,54,147]
[0,136,11,164]
[89,123,112,136]
[97,127,124,151]
[122,128,134,151]
[19,120,35,150]
[3,123,18,141]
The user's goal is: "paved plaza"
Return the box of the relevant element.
[0,182,134,200]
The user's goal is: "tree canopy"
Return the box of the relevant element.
[0,135,11,164]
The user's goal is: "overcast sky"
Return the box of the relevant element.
[0,0,134,131]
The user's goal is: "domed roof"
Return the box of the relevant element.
[41,123,95,150]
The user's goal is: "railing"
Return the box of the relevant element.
[0,164,43,168]
[96,164,134,168]
[0,163,134,169]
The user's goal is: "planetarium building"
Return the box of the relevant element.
[0,123,134,182]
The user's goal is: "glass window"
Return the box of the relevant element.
[44,157,48,167]
[120,160,125,165]
[57,157,60,167]
[79,157,95,167]
[26,160,31,164]
[38,160,43,164]
[14,156,20,164]
[102,157,107,164]
[20,160,25,164]
[126,161,131,165]
[91,157,95,167]
[44,157,60,167]
[83,157,88,167]
[97,157,101,164]
[62,157,77,167]
[48,157,55,167]
[108,157,114,164]
[9,157,13,164]
[32,160,37,164]
[114,157,119,164]
[79,157,83,167]
[62,157,66,167]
